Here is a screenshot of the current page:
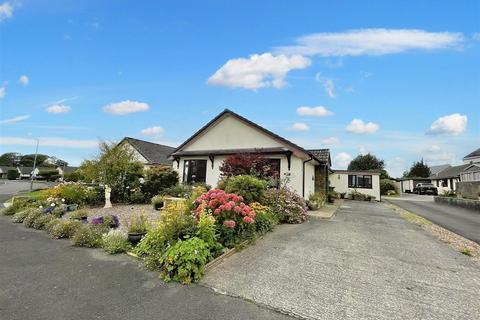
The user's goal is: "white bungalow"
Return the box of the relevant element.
[169,109,331,198]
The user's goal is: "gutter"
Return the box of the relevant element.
[302,156,314,198]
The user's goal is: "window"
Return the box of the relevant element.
[183,160,207,184]
[348,175,372,189]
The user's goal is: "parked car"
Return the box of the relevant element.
[413,183,438,195]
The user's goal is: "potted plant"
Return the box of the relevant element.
[126,212,149,245]
[151,195,165,211]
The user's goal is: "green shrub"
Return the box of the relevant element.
[102,230,131,254]
[441,190,456,198]
[307,192,326,210]
[348,190,373,201]
[32,214,56,230]
[44,183,102,206]
[71,225,104,248]
[12,209,35,223]
[380,179,397,195]
[159,237,210,284]
[1,205,16,216]
[126,211,150,234]
[263,188,307,224]
[221,175,267,204]
[7,169,19,180]
[23,209,43,228]
[196,212,223,257]
[129,189,146,204]
[162,184,192,198]
[250,202,278,234]
[135,203,196,270]
[151,195,165,210]
[38,168,61,182]
[48,219,82,239]
[143,166,179,198]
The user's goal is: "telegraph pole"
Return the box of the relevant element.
[30,139,39,192]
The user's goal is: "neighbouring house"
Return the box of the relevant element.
[118,137,176,168]
[56,166,79,176]
[169,109,331,198]
[399,178,431,193]
[429,164,451,177]
[17,167,34,179]
[329,170,381,201]
[461,163,480,182]
[463,147,480,164]
[429,164,471,193]
[0,166,16,179]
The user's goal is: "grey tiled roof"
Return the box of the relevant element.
[123,137,176,165]
[464,148,480,160]
[0,166,16,172]
[308,149,331,164]
[429,164,451,177]
[431,164,471,179]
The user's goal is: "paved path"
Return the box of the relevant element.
[202,201,480,320]
[385,194,480,243]
[0,216,292,320]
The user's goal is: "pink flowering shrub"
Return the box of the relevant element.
[194,189,256,246]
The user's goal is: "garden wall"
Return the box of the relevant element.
[455,181,480,200]
[434,196,480,212]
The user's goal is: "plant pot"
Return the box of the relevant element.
[128,232,146,245]
[154,202,164,211]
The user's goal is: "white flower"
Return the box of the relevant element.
[39,206,43,209]
[51,203,56,207]
[194,250,198,255]
[62,198,65,202]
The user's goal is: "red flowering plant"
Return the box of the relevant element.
[194,189,256,247]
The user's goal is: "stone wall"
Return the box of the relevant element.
[315,165,328,194]
[456,181,480,200]
[434,196,480,211]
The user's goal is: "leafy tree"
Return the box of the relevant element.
[347,153,389,179]
[404,159,431,178]
[0,152,22,166]
[38,168,61,182]
[79,142,144,202]
[142,166,179,198]
[19,154,49,167]
[220,153,279,180]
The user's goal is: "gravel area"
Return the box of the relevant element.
[81,204,159,232]
[202,200,480,320]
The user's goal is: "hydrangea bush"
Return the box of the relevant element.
[194,189,256,247]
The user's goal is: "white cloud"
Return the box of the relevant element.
[473,33,480,41]
[140,126,165,136]
[424,152,456,165]
[19,75,29,85]
[0,136,98,148]
[0,2,13,21]
[103,100,150,115]
[0,86,5,99]
[315,73,336,98]
[0,114,30,124]
[346,119,380,134]
[275,29,465,57]
[321,137,340,145]
[46,104,71,114]
[386,157,407,178]
[297,106,334,117]
[334,152,352,168]
[427,113,467,135]
[286,122,309,131]
[207,53,311,90]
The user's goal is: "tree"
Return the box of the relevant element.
[219,153,279,180]
[38,168,61,182]
[19,154,49,167]
[405,159,431,178]
[142,166,179,198]
[348,153,389,179]
[0,152,22,166]
[78,142,144,202]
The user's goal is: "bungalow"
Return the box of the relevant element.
[329,170,381,201]
[118,137,176,168]
[169,109,382,200]
[429,164,470,193]
[0,166,16,179]
[460,163,480,182]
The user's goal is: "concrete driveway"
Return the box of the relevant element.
[0,180,53,205]
[0,216,292,320]
[202,201,480,320]
[386,193,480,243]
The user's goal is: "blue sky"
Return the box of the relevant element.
[0,0,479,177]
